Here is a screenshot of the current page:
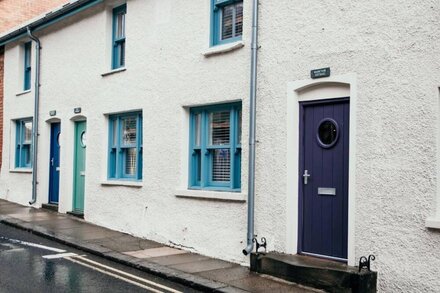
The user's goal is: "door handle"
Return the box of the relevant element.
[303,170,311,185]
[80,171,85,176]
[51,158,54,166]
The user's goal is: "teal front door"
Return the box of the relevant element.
[73,121,86,214]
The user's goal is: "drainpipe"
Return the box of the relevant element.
[243,0,259,256]
[27,27,41,205]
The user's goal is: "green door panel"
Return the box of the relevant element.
[73,121,86,213]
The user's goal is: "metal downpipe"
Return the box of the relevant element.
[243,0,259,256]
[27,27,41,205]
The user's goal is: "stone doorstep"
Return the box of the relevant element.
[41,203,59,212]
[250,253,377,293]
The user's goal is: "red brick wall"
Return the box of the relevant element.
[0,0,68,34]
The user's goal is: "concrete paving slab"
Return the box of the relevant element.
[170,259,237,274]
[196,266,251,283]
[146,253,210,266]
[123,247,188,258]
[58,226,122,241]
[89,235,163,252]
[30,218,84,229]
[0,207,33,215]
[6,212,56,221]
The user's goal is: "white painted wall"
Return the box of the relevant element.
[0,0,439,291]
[254,0,440,292]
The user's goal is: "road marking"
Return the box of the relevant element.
[67,255,183,293]
[0,237,66,253]
[43,252,79,259]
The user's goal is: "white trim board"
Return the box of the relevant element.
[285,73,358,266]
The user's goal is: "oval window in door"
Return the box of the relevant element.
[80,131,86,147]
[317,118,339,148]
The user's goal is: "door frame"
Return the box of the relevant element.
[297,97,350,262]
[72,119,87,214]
[286,73,358,266]
[48,122,61,204]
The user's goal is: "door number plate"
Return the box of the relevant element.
[318,187,336,196]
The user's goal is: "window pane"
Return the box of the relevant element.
[235,3,243,37]
[24,145,31,166]
[23,122,32,144]
[194,113,201,146]
[238,109,242,145]
[116,12,125,39]
[121,116,137,145]
[221,5,234,40]
[209,111,230,145]
[212,149,230,182]
[112,119,117,146]
[120,42,125,66]
[194,149,201,183]
[125,148,137,176]
[25,43,31,66]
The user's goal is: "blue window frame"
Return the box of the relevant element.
[23,42,31,91]
[108,112,142,180]
[189,103,242,191]
[210,0,243,46]
[112,4,126,69]
[15,119,33,168]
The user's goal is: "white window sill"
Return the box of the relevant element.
[426,217,440,229]
[16,90,31,96]
[175,189,246,202]
[9,169,32,174]
[101,67,126,77]
[101,180,143,188]
[202,41,245,57]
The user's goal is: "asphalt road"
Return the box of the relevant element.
[0,223,200,293]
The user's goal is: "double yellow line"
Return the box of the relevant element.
[65,255,183,293]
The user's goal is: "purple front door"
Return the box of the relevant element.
[298,98,350,261]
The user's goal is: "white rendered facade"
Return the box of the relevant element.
[0,1,439,292]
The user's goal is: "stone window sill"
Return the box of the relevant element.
[101,67,126,77]
[175,189,246,202]
[426,217,440,230]
[16,90,31,96]
[101,180,143,188]
[202,41,245,57]
[9,169,32,174]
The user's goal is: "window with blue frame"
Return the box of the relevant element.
[112,4,126,69]
[15,119,33,168]
[189,103,242,191]
[211,0,243,46]
[23,42,31,91]
[108,112,142,180]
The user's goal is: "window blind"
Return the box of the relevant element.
[210,111,230,145]
[221,2,243,41]
[212,149,230,182]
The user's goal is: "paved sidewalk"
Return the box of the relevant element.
[0,199,317,293]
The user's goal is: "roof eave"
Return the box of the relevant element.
[0,0,103,47]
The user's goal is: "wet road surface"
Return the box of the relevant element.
[0,223,199,293]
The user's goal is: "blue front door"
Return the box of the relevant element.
[298,98,349,261]
[49,123,61,204]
